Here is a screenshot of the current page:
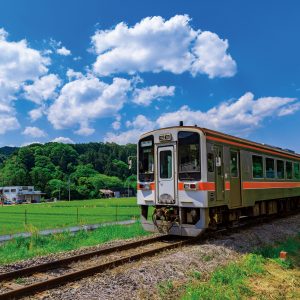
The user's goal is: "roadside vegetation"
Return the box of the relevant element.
[158,233,300,300]
[0,198,138,235]
[0,222,150,264]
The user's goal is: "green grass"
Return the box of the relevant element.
[160,233,300,300]
[182,254,265,300]
[0,222,150,264]
[0,198,139,235]
[254,232,300,267]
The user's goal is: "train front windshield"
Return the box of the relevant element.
[139,136,154,182]
[178,131,201,181]
[138,131,201,183]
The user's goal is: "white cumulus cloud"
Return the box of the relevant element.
[52,137,74,144]
[191,31,237,78]
[105,114,155,144]
[0,28,8,40]
[112,121,121,130]
[66,68,83,81]
[0,28,50,134]
[47,75,131,135]
[132,85,175,106]
[28,107,45,122]
[111,114,122,130]
[56,46,71,56]
[92,15,236,78]
[104,93,299,144]
[22,126,46,138]
[0,29,49,84]
[74,125,95,136]
[278,102,300,116]
[156,93,298,134]
[23,74,61,104]
[0,114,20,134]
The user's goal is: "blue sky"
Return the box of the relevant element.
[0,0,299,151]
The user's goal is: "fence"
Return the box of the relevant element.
[0,205,140,235]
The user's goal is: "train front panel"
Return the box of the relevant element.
[137,126,210,236]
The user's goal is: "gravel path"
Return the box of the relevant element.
[2,214,299,300]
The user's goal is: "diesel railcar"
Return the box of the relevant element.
[137,124,300,236]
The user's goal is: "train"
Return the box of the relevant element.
[137,122,300,236]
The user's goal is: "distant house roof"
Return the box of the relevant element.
[99,189,114,194]
[20,191,45,195]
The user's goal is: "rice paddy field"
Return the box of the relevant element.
[0,198,140,235]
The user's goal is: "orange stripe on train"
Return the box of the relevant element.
[178,182,215,191]
[198,182,215,191]
[137,183,155,190]
[225,181,230,190]
[178,182,232,191]
[243,181,300,189]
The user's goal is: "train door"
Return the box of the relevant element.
[157,146,176,205]
[230,149,242,207]
[214,146,224,201]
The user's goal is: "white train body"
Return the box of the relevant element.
[137,125,300,236]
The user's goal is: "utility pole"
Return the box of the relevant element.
[58,186,61,201]
[1,178,4,206]
[68,176,71,202]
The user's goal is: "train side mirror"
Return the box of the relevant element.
[215,157,222,167]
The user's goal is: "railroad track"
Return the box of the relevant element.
[0,211,298,299]
[0,235,194,299]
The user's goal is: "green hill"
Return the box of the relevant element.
[0,142,137,200]
[0,146,19,166]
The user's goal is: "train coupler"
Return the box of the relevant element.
[152,207,179,234]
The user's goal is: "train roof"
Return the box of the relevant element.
[141,126,300,160]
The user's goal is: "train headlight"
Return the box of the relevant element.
[184,183,197,190]
[139,183,150,190]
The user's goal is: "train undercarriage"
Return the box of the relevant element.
[141,196,300,236]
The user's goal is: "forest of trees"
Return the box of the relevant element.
[0,142,137,200]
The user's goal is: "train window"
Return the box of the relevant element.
[178,131,201,181]
[138,136,154,182]
[160,150,172,179]
[286,161,293,179]
[230,151,238,177]
[294,163,300,179]
[265,158,275,178]
[252,155,263,178]
[207,153,214,172]
[277,160,285,179]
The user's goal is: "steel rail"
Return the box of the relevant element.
[0,235,164,282]
[0,236,194,299]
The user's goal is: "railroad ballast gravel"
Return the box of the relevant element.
[0,234,159,273]
[2,214,299,300]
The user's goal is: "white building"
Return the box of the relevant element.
[0,186,43,203]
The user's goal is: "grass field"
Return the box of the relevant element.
[0,222,150,264]
[0,197,140,235]
[158,233,300,300]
